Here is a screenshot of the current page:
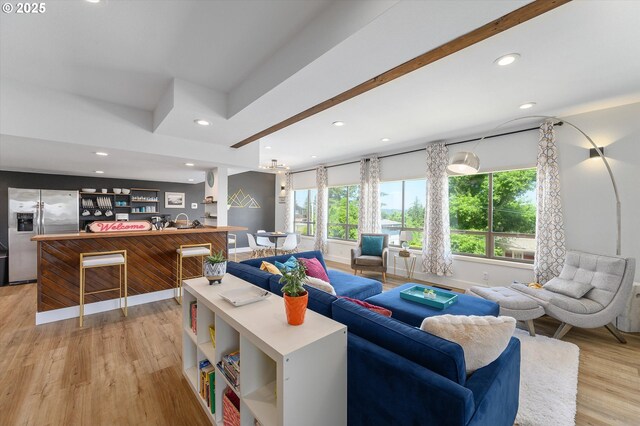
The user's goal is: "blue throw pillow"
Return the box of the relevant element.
[361,236,384,256]
[275,256,298,272]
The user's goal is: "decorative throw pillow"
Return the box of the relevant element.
[361,235,384,256]
[298,257,330,283]
[340,296,392,317]
[543,278,593,299]
[275,256,298,272]
[420,315,515,374]
[304,276,336,295]
[260,261,282,275]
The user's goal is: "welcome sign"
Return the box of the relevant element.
[88,221,152,233]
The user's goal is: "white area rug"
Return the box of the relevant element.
[514,329,580,426]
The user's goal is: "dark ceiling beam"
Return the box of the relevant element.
[231,0,572,149]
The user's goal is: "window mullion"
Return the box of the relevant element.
[488,173,494,259]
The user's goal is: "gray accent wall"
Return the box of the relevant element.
[0,170,205,248]
[227,172,275,248]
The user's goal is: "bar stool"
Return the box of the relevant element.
[228,233,237,261]
[176,243,212,304]
[79,250,127,327]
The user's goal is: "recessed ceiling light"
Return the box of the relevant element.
[95,170,104,174]
[311,155,317,158]
[85,0,101,3]
[519,102,536,109]
[95,152,109,156]
[188,179,194,182]
[332,121,345,127]
[194,119,210,126]
[265,146,272,150]
[185,163,194,167]
[494,53,520,66]
[381,138,391,142]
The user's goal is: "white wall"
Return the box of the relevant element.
[281,102,640,286]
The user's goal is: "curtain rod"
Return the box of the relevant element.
[289,122,563,175]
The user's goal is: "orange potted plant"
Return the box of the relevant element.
[279,261,308,325]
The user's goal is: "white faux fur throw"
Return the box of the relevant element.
[420,315,516,374]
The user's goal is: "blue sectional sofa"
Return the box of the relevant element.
[227,251,520,426]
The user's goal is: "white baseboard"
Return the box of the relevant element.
[35,288,175,325]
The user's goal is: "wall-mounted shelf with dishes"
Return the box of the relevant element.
[78,188,160,229]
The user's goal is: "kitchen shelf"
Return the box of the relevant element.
[129,212,157,214]
[131,200,159,203]
[130,188,160,191]
[201,217,218,219]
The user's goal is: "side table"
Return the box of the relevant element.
[393,253,417,279]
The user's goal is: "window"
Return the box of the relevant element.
[449,168,536,262]
[328,185,359,241]
[294,189,316,236]
[379,179,426,248]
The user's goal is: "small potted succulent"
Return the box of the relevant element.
[279,261,308,325]
[204,250,227,285]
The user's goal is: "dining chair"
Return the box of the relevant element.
[256,230,276,248]
[279,233,298,255]
[247,234,267,258]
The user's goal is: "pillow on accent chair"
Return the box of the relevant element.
[275,256,298,272]
[305,276,336,295]
[340,296,392,317]
[420,315,515,374]
[298,257,330,283]
[260,261,282,275]
[543,277,593,299]
[361,235,384,256]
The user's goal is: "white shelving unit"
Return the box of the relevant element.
[182,275,347,426]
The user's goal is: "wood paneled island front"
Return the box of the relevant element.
[31,226,245,317]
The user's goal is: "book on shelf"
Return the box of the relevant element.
[209,325,216,349]
[190,301,197,334]
[198,359,216,414]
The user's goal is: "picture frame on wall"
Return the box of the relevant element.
[165,192,185,208]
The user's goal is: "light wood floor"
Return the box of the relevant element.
[0,256,638,425]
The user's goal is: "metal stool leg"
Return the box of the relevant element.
[80,261,85,327]
[123,251,128,316]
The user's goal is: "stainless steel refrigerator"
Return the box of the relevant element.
[8,188,79,283]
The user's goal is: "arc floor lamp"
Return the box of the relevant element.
[447,115,622,256]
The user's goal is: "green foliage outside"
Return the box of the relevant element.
[449,169,536,256]
[328,186,359,240]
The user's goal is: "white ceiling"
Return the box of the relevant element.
[1,0,640,182]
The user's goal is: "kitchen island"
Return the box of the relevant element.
[31,226,245,324]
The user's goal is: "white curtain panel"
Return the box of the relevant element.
[534,121,566,283]
[422,143,454,276]
[358,159,370,236]
[314,166,329,253]
[283,172,294,233]
[369,156,381,233]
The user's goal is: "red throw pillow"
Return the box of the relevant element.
[298,257,331,283]
[340,296,392,318]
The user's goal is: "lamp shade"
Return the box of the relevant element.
[399,230,413,241]
[447,151,480,174]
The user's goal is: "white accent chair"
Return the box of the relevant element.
[511,250,636,343]
[279,233,298,255]
[247,234,267,259]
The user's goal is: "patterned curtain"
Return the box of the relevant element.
[314,166,328,253]
[358,159,370,236]
[358,156,381,237]
[283,172,293,233]
[422,143,453,276]
[369,156,381,233]
[534,121,566,283]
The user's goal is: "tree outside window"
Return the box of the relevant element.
[294,189,316,236]
[449,168,536,262]
[380,179,426,248]
[328,185,359,241]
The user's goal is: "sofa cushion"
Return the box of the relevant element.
[226,261,273,291]
[260,261,281,275]
[332,298,467,385]
[241,250,329,273]
[420,315,516,374]
[305,276,336,296]
[354,255,383,266]
[544,277,593,299]
[361,235,384,256]
[298,257,330,282]
[327,269,382,300]
[550,293,604,314]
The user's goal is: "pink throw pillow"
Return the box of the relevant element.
[298,257,330,283]
[340,296,392,317]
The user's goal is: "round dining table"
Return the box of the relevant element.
[254,232,290,256]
